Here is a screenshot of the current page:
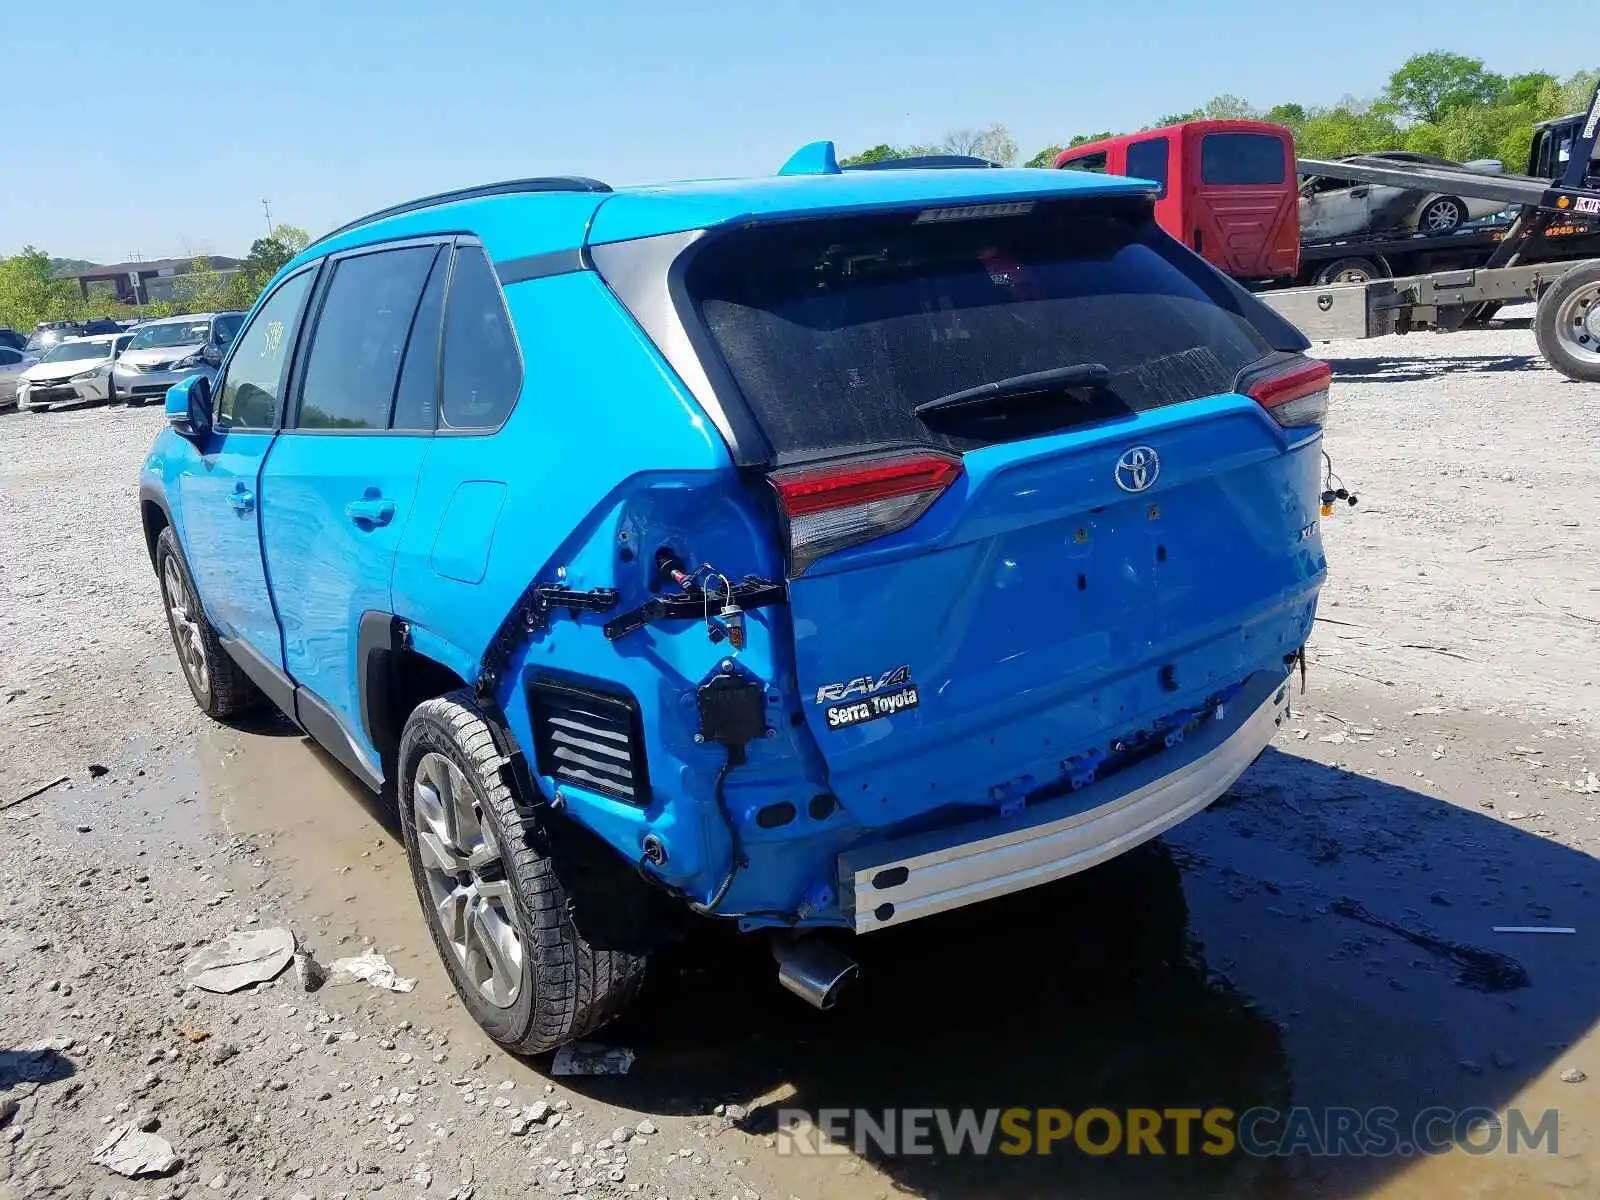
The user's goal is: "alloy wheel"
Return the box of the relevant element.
[412,751,524,1008]
[162,557,209,697]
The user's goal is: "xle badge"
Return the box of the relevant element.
[815,665,920,730]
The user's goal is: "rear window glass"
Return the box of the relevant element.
[685,199,1273,458]
[1201,133,1286,185]
[1124,138,1169,197]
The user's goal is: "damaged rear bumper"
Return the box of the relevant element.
[839,671,1289,932]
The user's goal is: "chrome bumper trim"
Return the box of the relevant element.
[839,678,1288,932]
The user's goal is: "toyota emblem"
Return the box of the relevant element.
[1114,446,1160,493]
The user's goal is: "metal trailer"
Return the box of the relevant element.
[1256,82,1600,381]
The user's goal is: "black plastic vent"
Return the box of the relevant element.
[525,675,650,806]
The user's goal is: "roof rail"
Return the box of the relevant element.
[312,176,612,246]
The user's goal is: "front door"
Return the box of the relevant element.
[175,268,317,667]
[259,241,445,773]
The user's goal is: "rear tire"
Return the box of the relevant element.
[398,691,647,1054]
[1314,257,1387,286]
[1534,261,1600,383]
[154,526,262,719]
[1418,196,1467,234]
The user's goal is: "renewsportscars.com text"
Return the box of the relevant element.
[776,1106,1559,1158]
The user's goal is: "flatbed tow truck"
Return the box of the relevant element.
[1257,81,1600,381]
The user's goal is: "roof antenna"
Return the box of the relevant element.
[778,140,842,177]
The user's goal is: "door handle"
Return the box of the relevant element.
[345,497,396,529]
[228,486,255,513]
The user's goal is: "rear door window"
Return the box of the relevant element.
[1200,133,1286,185]
[1124,138,1169,197]
[685,198,1275,458]
[439,245,522,430]
[296,244,438,430]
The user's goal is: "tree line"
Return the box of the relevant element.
[844,52,1599,174]
[0,226,310,338]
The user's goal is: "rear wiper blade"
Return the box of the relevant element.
[913,363,1112,420]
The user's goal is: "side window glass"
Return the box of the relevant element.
[390,247,448,430]
[215,271,314,431]
[214,314,243,345]
[1124,137,1169,198]
[1061,151,1108,174]
[440,246,522,430]
[297,245,437,430]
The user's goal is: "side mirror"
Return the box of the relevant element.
[166,374,213,440]
[201,344,222,367]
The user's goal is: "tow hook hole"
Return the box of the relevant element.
[872,867,910,890]
[619,546,635,563]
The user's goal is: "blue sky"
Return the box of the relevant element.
[7,0,1592,264]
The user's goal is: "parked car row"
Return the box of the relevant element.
[0,312,242,413]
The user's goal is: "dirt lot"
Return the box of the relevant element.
[0,316,1597,1200]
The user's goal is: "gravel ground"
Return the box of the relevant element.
[0,318,1596,1200]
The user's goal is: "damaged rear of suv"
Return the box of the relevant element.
[142,146,1328,1053]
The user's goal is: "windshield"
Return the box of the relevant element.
[685,197,1275,456]
[24,330,68,354]
[40,338,113,364]
[128,320,211,350]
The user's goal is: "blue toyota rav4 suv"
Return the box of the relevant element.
[141,143,1328,1052]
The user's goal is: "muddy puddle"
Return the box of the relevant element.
[180,711,1599,1199]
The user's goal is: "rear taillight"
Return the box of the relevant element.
[769,450,962,576]
[1247,358,1331,428]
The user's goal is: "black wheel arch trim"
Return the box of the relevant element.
[356,611,544,819]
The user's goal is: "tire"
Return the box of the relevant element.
[1313,257,1387,286]
[398,691,647,1054]
[1534,261,1600,383]
[1418,196,1467,234]
[154,526,262,719]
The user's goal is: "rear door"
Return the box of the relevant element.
[1188,128,1298,278]
[174,268,316,665]
[259,240,445,772]
[682,197,1323,813]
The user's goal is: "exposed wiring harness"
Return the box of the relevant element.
[691,755,742,915]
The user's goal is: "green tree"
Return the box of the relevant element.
[272,224,311,254]
[1263,102,1307,129]
[1203,94,1258,120]
[0,248,85,331]
[172,257,231,314]
[1151,109,1203,128]
[1383,51,1504,124]
[1024,144,1065,168]
[1068,131,1113,148]
[839,143,903,167]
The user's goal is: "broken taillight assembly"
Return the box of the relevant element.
[768,450,963,576]
[1245,357,1331,428]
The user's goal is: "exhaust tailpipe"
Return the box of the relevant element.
[771,937,859,1010]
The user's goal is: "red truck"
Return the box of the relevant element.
[1056,120,1300,283]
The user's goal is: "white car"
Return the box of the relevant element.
[17,334,130,411]
[0,345,37,410]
